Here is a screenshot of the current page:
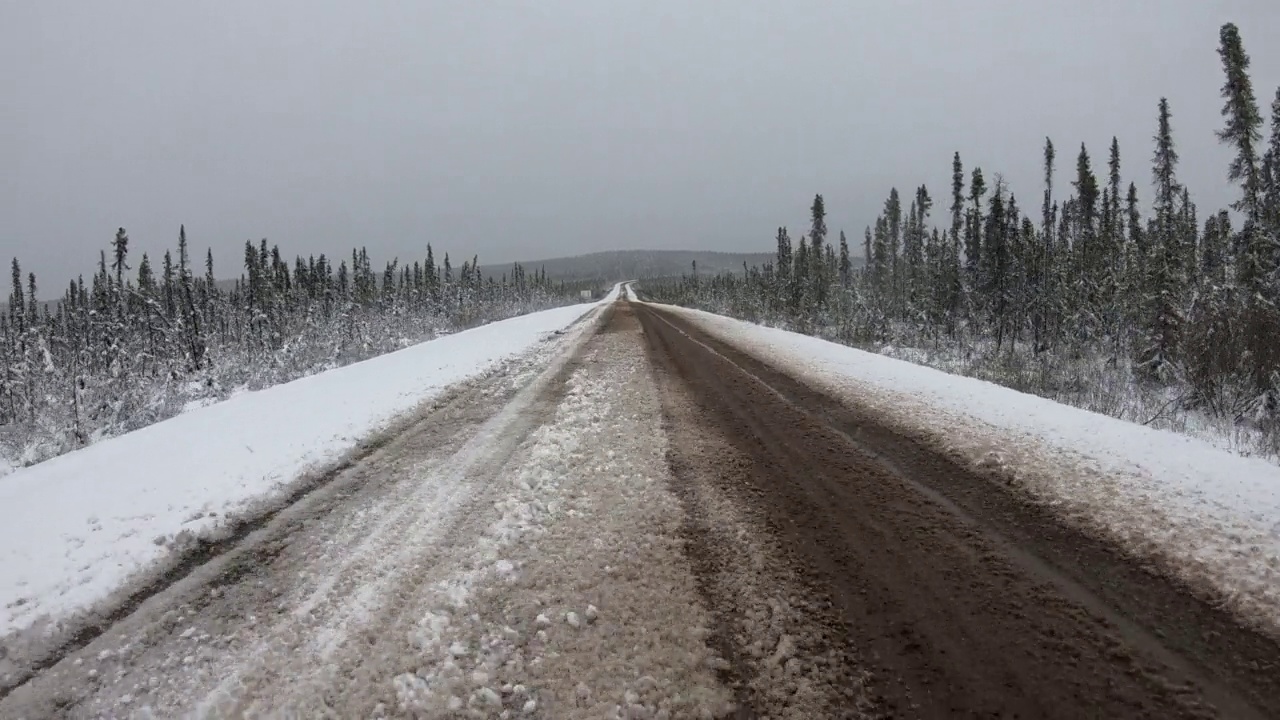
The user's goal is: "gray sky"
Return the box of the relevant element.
[3,1,1278,291]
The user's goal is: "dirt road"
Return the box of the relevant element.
[635,300,1280,719]
[4,298,1279,718]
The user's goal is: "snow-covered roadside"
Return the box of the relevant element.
[624,282,640,301]
[655,304,1280,636]
[873,339,1278,462]
[0,294,616,640]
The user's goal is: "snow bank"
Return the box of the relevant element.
[658,304,1280,635]
[0,294,617,638]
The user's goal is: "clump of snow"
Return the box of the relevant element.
[0,297,619,639]
[661,303,1280,636]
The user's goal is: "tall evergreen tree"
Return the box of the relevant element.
[25,273,38,329]
[1217,23,1265,224]
[1217,23,1276,396]
[965,168,985,282]
[950,152,965,243]
[1074,144,1101,245]
[9,258,24,333]
[809,194,828,310]
[1143,97,1185,378]
[838,230,852,288]
[111,228,130,316]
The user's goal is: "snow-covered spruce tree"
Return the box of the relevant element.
[965,168,986,326]
[1217,22,1278,405]
[1218,23,1266,230]
[1071,143,1101,344]
[1140,97,1186,382]
[981,178,1011,350]
[1102,137,1126,358]
[1031,137,1056,352]
[885,188,903,318]
[838,230,852,288]
[808,194,828,317]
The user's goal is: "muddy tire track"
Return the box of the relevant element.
[635,301,1280,720]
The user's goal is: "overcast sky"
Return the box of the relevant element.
[3,1,1278,291]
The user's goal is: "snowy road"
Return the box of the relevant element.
[3,296,1280,718]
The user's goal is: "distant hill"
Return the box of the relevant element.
[479,250,777,284]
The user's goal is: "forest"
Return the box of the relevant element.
[644,23,1280,460]
[1,231,593,470]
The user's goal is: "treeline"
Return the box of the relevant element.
[645,23,1280,454]
[2,229,591,468]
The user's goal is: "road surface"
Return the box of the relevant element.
[2,298,1278,719]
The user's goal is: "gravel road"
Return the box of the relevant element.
[4,298,1278,719]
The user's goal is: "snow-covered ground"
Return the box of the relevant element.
[873,339,1280,463]
[0,293,616,640]
[658,304,1280,636]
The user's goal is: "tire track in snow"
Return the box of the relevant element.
[365,304,735,718]
[0,312,603,719]
[190,313,597,717]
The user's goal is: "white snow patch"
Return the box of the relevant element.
[658,303,1280,634]
[0,292,622,639]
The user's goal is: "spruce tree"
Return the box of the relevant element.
[1108,137,1123,229]
[885,189,903,313]
[774,227,792,311]
[792,236,809,317]
[137,253,155,296]
[1217,23,1264,223]
[950,152,965,243]
[966,168,985,282]
[1041,138,1056,242]
[983,179,1010,348]
[809,194,828,310]
[1217,23,1276,395]
[861,227,872,283]
[1104,138,1124,324]
[111,228,130,316]
[9,259,24,333]
[1035,138,1056,349]
[177,226,204,368]
[1152,99,1181,239]
[872,218,889,296]
[1073,144,1100,249]
[25,273,38,330]
[838,230,851,288]
[1143,96,1185,379]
